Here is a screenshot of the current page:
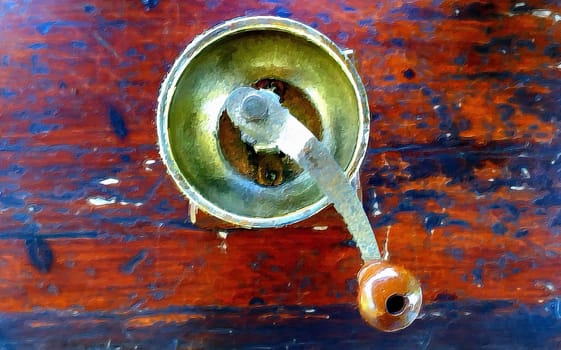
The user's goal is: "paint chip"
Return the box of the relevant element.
[119,201,143,207]
[372,193,382,216]
[532,9,552,18]
[373,202,382,216]
[100,178,119,185]
[143,159,156,172]
[218,241,228,251]
[218,230,229,239]
[88,196,116,206]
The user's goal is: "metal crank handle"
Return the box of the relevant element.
[226,87,422,332]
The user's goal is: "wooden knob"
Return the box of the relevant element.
[357,261,422,332]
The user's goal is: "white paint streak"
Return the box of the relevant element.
[100,178,119,185]
[88,196,116,206]
[372,191,382,216]
[532,9,552,18]
[510,185,527,191]
[536,280,556,292]
[313,226,328,231]
[144,159,156,172]
[217,230,229,252]
[305,309,316,313]
[119,201,143,207]
[521,167,531,179]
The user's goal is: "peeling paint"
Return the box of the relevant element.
[87,196,116,206]
[99,178,119,185]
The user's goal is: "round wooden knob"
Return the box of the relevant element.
[357,261,422,332]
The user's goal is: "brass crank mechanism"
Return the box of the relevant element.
[157,16,422,332]
[225,87,422,332]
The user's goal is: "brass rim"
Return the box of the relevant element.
[156,16,370,228]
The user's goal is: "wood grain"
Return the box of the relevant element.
[1,0,561,347]
[1,301,560,349]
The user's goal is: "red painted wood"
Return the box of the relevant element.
[1,0,561,346]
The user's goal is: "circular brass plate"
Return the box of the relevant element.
[157,16,369,228]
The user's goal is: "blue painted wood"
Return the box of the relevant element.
[0,301,560,349]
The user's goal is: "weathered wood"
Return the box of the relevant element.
[1,0,561,347]
[1,301,560,349]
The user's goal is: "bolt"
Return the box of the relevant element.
[241,94,268,121]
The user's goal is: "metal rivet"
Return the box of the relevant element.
[241,94,268,121]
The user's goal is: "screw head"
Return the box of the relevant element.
[241,94,269,121]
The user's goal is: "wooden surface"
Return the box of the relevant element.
[1,0,561,348]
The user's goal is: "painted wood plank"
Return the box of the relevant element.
[1,0,561,347]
